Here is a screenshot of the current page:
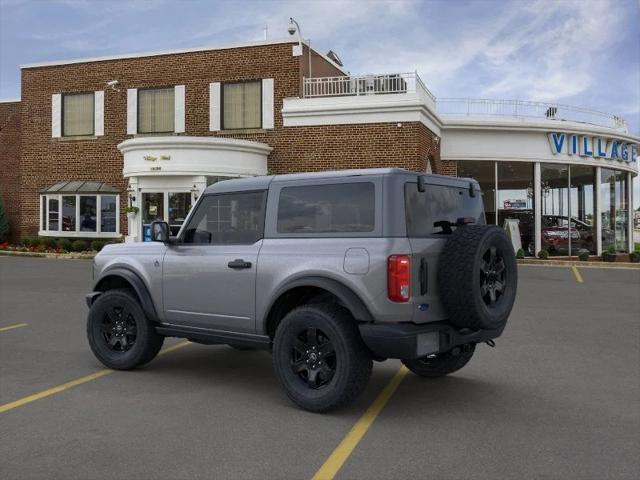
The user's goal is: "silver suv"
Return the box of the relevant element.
[86,169,517,412]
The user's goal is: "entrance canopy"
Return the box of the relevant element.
[41,180,119,194]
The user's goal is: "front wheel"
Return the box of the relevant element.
[87,289,164,370]
[402,344,475,378]
[272,304,372,412]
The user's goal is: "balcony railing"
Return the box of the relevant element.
[436,98,627,131]
[303,72,436,102]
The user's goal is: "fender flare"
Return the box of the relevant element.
[91,268,159,322]
[263,276,374,331]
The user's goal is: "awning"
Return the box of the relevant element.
[41,181,120,194]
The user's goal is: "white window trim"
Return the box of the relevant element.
[209,82,221,131]
[94,90,104,136]
[174,85,185,133]
[52,94,62,138]
[38,193,121,238]
[262,78,274,129]
[127,88,137,135]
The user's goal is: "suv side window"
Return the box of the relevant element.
[277,182,375,234]
[181,191,266,245]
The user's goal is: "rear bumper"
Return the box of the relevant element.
[359,321,504,360]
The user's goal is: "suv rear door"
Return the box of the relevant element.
[161,190,266,333]
[404,178,485,322]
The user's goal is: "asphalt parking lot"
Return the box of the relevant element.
[0,257,638,480]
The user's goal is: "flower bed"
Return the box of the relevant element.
[0,237,122,254]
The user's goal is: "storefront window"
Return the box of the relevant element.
[62,196,76,232]
[601,169,629,253]
[569,166,596,254]
[497,163,534,255]
[457,161,496,224]
[541,164,570,256]
[48,197,59,231]
[168,192,192,236]
[101,195,117,233]
[80,196,97,232]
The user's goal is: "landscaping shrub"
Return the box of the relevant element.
[630,252,640,263]
[71,239,89,252]
[21,237,34,247]
[41,237,58,249]
[57,238,74,252]
[577,249,589,262]
[537,249,549,260]
[516,248,525,259]
[91,240,106,252]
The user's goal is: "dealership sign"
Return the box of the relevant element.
[548,133,638,163]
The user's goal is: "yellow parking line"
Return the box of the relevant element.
[312,365,409,480]
[571,265,584,283]
[0,340,190,414]
[0,323,28,333]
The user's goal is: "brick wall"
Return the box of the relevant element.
[14,41,441,240]
[0,101,21,242]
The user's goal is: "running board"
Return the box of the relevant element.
[155,324,271,350]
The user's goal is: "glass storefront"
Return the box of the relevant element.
[601,169,629,253]
[458,160,619,256]
[497,162,534,255]
[141,191,195,240]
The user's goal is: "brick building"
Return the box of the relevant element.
[0,37,637,254]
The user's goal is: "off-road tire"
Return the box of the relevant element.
[402,345,475,377]
[438,224,517,330]
[272,303,372,412]
[87,289,164,370]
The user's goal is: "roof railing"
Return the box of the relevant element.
[436,98,627,131]
[303,72,436,102]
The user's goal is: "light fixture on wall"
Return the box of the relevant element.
[288,17,312,79]
[127,186,136,204]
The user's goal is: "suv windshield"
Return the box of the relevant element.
[405,182,485,236]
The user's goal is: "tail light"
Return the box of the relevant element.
[388,255,411,302]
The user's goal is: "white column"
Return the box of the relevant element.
[595,167,602,255]
[534,162,541,256]
[628,171,633,253]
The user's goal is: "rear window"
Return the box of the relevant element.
[277,182,375,234]
[405,182,485,236]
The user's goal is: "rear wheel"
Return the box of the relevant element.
[87,289,164,370]
[272,304,372,412]
[402,345,475,378]
[438,225,517,331]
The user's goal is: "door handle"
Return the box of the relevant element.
[228,259,252,269]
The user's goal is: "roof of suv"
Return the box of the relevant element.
[203,168,477,195]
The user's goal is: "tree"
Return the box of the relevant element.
[0,194,9,242]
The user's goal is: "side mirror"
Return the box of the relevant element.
[150,221,170,243]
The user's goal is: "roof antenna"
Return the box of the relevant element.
[263,25,268,40]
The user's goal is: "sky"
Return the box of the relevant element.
[0,0,639,205]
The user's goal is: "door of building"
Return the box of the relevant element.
[141,191,192,241]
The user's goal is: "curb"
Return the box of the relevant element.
[0,250,95,260]
[518,258,640,269]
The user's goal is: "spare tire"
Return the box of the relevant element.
[437,224,517,331]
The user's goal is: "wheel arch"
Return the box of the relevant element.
[262,276,373,339]
[91,268,159,322]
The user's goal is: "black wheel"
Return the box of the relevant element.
[438,225,517,330]
[272,304,372,412]
[402,344,475,377]
[87,289,164,370]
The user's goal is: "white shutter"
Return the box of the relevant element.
[51,94,62,138]
[262,78,274,129]
[94,90,104,136]
[209,82,221,131]
[174,85,185,133]
[127,88,137,135]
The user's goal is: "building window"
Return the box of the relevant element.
[601,169,629,253]
[63,92,94,136]
[40,192,120,237]
[222,81,261,129]
[457,161,496,225]
[497,162,534,255]
[569,166,596,254]
[138,87,175,133]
